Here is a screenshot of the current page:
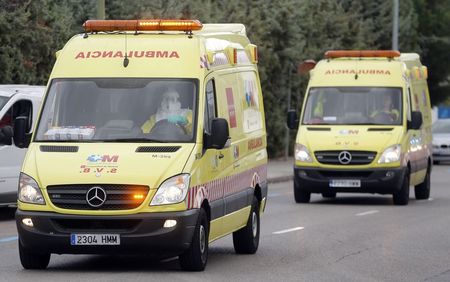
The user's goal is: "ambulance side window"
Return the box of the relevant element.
[204,79,217,134]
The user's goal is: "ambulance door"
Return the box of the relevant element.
[406,85,424,184]
[216,72,250,232]
[202,78,225,241]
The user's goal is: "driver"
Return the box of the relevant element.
[141,88,193,134]
[371,95,399,123]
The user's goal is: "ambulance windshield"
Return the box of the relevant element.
[35,78,197,142]
[302,87,402,125]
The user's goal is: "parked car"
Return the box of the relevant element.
[432,119,450,164]
[0,85,44,207]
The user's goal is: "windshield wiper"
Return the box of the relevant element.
[101,138,168,143]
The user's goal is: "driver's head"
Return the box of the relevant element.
[382,95,393,111]
[160,88,181,113]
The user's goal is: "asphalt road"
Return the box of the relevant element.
[1,165,450,281]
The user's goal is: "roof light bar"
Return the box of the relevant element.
[325,50,401,59]
[83,19,203,32]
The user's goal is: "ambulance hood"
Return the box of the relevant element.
[25,143,195,189]
[298,126,403,154]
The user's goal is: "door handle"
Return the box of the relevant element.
[218,153,224,159]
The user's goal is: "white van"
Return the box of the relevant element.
[0,85,44,206]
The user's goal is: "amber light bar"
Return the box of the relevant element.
[325,50,401,59]
[83,19,203,32]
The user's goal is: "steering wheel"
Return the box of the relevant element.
[148,119,187,139]
[372,112,394,124]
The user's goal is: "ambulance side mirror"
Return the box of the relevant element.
[0,126,13,146]
[408,111,423,130]
[209,118,230,150]
[287,110,299,130]
[13,116,32,148]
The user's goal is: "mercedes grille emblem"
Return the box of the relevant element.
[86,186,107,208]
[338,151,352,165]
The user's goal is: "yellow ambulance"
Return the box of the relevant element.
[287,50,431,206]
[3,20,268,271]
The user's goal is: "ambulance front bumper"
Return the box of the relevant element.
[16,209,199,256]
[294,166,407,194]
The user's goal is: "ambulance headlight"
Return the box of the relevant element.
[18,173,45,205]
[150,174,190,206]
[295,143,313,163]
[378,144,401,164]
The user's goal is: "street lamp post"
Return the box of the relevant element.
[392,0,399,50]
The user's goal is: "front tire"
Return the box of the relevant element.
[415,165,431,200]
[179,208,209,271]
[294,178,311,203]
[19,241,50,269]
[233,196,260,254]
[393,168,410,205]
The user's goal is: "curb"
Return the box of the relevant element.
[267,175,293,184]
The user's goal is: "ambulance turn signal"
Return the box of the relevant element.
[83,19,203,32]
[325,50,401,59]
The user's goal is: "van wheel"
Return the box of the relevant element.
[233,196,260,254]
[414,165,430,200]
[19,241,50,269]
[322,191,336,198]
[393,168,410,205]
[179,208,209,271]
[294,178,310,203]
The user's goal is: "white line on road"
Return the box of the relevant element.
[273,226,304,235]
[0,236,18,243]
[356,210,379,216]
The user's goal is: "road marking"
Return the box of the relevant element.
[273,226,304,235]
[356,210,379,216]
[0,236,18,243]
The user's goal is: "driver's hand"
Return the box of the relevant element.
[168,115,188,126]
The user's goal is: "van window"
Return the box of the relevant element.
[0,96,8,110]
[0,99,33,129]
[35,78,198,143]
[204,79,217,134]
[302,87,402,125]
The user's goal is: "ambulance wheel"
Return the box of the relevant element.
[294,178,310,203]
[233,196,260,254]
[414,165,430,200]
[179,208,209,271]
[19,241,50,269]
[322,191,336,198]
[393,168,410,205]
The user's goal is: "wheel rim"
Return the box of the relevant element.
[199,225,206,253]
[252,212,258,238]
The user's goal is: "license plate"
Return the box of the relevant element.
[329,179,361,188]
[70,234,120,245]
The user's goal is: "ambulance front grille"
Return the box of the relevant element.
[314,150,377,165]
[46,184,149,210]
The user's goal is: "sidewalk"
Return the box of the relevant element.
[267,157,294,183]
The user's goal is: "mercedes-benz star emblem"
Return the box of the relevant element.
[86,186,107,208]
[338,151,352,165]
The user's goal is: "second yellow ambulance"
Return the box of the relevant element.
[288,50,432,205]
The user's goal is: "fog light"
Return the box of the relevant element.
[386,171,395,178]
[163,219,177,228]
[22,218,33,227]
